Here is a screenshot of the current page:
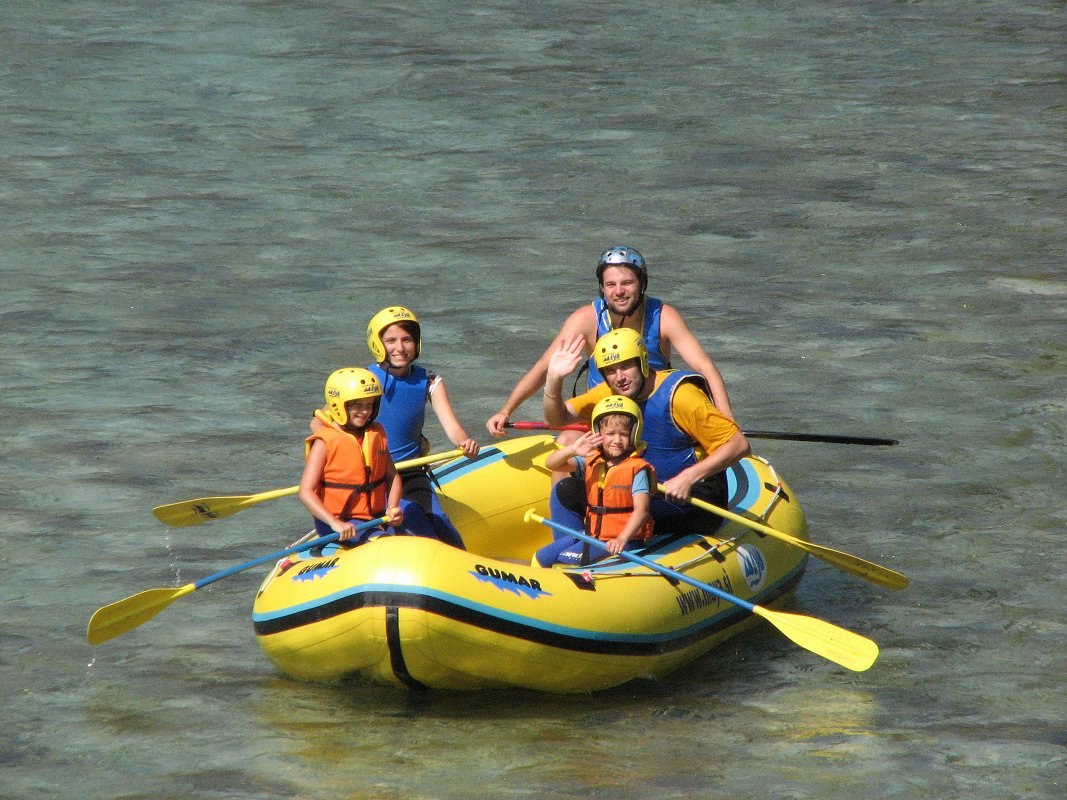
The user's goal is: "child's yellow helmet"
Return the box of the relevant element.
[366,306,421,363]
[591,394,645,454]
[325,367,383,426]
[593,328,649,378]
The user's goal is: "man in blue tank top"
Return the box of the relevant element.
[486,246,735,436]
[542,329,750,536]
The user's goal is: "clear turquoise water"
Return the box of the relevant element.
[2,2,1064,798]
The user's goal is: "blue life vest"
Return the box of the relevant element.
[586,296,669,388]
[368,363,429,461]
[638,369,710,480]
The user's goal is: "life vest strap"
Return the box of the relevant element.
[322,478,386,492]
[323,477,387,520]
[587,504,635,515]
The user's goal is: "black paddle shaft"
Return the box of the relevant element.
[742,430,899,446]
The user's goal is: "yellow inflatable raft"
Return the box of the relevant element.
[252,434,809,692]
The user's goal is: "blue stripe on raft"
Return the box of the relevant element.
[254,581,681,643]
[430,447,507,486]
[727,459,761,513]
[252,561,806,647]
[438,449,763,512]
[252,583,737,644]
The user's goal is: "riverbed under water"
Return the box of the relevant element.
[2,2,1064,798]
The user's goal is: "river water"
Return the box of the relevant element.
[2,2,1064,798]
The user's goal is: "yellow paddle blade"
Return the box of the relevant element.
[754,606,879,672]
[87,584,195,645]
[790,537,909,591]
[526,508,882,672]
[151,448,465,527]
[153,487,299,527]
[675,489,909,591]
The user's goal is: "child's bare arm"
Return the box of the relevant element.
[544,431,600,471]
[606,491,651,555]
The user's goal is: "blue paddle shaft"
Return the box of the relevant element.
[191,517,386,590]
[533,514,756,614]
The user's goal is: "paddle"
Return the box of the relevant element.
[507,421,590,432]
[152,448,465,527]
[87,516,389,645]
[741,430,898,446]
[524,511,878,672]
[509,419,906,588]
[506,421,898,446]
[664,485,909,591]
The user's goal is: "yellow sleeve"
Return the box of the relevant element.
[669,381,740,454]
[569,383,613,422]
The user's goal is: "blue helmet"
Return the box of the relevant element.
[596,246,647,292]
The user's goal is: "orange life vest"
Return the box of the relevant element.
[584,452,656,542]
[305,423,390,520]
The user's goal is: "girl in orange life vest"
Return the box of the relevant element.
[311,306,476,549]
[299,368,404,545]
[534,395,655,567]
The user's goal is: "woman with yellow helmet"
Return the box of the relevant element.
[363,305,479,462]
[298,368,404,545]
[535,395,656,567]
[313,306,478,548]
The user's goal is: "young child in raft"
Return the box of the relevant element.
[313,306,477,548]
[535,395,656,567]
[299,367,405,547]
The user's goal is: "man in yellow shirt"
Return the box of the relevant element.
[542,330,750,535]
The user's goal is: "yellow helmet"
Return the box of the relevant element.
[324,367,383,426]
[366,306,421,363]
[593,328,648,378]
[591,394,644,453]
